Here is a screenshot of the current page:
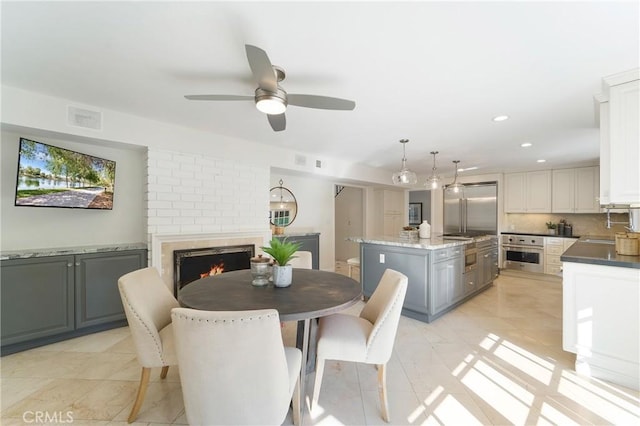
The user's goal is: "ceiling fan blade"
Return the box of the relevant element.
[268,113,286,132]
[245,44,277,92]
[185,95,254,101]
[287,94,356,110]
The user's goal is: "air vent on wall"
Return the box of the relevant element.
[294,154,307,166]
[67,106,102,130]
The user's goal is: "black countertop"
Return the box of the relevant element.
[561,240,640,269]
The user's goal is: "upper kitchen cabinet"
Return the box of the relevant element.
[374,189,406,237]
[598,69,640,205]
[504,171,551,213]
[552,167,600,213]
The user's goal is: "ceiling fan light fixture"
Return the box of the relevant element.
[256,96,287,115]
[392,139,417,185]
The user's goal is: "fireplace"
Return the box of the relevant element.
[173,244,254,296]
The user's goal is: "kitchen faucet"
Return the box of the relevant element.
[604,207,639,232]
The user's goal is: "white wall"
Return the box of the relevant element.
[147,148,269,236]
[1,130,146,250]
[1,86,398,262]
[270,172,335,271]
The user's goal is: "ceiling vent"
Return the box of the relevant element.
[67,106,102,130]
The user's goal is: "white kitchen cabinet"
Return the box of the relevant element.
[375,189,405,236]
[504,171,551,213]
[544,237,564,275]
[383,190,404,214]
[563,261,640,390]
[599,70,640,205]
[552,167,600,213]
[544,237,578,275]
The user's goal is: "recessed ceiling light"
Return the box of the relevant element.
[493,115,509,122]
[521,142,532,148]
[537,159,546,163]
[458,166,478,172]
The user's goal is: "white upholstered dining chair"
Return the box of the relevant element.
[311,268,408,422]
[288,250,313,269]
[171,307,302,426]
[117,267,179,423]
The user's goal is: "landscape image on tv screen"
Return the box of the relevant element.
[15,138,116,210]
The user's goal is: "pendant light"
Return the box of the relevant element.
[424,151,441,189]
[391,139,417,185]
[447,160,464,193]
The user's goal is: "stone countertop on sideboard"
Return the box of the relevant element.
[560,239,639,269]
[1,243,148,260]
[347,235,495,250]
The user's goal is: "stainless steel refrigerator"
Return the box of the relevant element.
[443,182,497,236]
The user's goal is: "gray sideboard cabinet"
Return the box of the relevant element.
[275,233,320,269]
[1,248,147,355]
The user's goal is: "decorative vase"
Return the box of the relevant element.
[272,264,293,287]
[419,220,431,239]
[250,254,271,287]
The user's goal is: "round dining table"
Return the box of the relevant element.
[178,268,362,397]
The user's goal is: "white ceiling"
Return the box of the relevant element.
[2,1,639,180]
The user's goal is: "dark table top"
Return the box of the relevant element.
[178,269,363,321]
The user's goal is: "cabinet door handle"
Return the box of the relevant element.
[468,281,474,286]
[67,263,73,267]
[75,262,81,266]
[484,254,490,258]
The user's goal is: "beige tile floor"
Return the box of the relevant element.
[2,268,639,425]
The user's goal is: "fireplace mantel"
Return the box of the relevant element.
[151,230,271,290]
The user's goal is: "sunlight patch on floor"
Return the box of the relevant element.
[493,339,554,384]
[539,401,587,426]
[558,370,640,424]
[426,394,485,425]
[461,359,535,424]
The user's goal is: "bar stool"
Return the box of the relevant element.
[346,257,360,279]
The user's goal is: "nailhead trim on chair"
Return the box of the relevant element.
[364,289,404,363]
[121,291,168,366]
[172,312,278,323]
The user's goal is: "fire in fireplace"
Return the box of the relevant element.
[173,245,254,296]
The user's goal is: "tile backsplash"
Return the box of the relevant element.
[504,212,630,237]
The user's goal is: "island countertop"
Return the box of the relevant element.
[560,239,640,269]
[347,235,495,250]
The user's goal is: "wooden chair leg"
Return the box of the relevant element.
[292,375,301,426]
[377,363,390,422]
[128,367,151,423]
[160,365,169,379]
[311,358,325,411]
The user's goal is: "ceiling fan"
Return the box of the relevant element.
[184,44,356,132]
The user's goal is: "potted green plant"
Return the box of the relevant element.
[546,221,557,235]
[261,238,302,287]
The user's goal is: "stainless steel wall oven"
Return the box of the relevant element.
[501,234,544,273]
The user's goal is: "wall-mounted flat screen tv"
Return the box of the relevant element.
[15,138,116,210]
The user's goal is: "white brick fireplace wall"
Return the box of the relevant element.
[145,148,271,288]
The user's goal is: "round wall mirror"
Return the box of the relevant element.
[269,180,298,227]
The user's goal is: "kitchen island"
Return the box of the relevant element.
[560,238,640,390]
[348,235,498,323]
